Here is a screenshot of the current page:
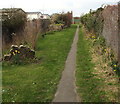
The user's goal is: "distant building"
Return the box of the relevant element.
[26,12,42,20]
[26,12,51,20]
[1,8,26,14]
[73,17,80,24]
[0,8,51,21]
[0,8,26,21]
[41,14,51,19]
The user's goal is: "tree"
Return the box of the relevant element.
[51,12,72,27]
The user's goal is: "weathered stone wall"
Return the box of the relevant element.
[118,2,120,63]
[81,4,120,61]
[102,5,118,56]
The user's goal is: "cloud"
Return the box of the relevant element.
[0,0,119,16]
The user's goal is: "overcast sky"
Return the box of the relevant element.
[0,0,119,16]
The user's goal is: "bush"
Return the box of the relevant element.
[81,7,104,37]
[51,12,72,27]
[2,8,27,43]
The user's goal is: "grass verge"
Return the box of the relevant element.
[76,26,108,102]
[2,25,77,102]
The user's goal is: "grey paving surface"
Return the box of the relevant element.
[53,25,80,102]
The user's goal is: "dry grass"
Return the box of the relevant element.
[82,26,119,102]
[88,37,119,102]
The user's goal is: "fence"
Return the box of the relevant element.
[2,19,50,50]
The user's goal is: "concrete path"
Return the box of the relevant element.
[53,25,80,102]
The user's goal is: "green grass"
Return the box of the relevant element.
[2,25,77,102]
[76,26,108,102]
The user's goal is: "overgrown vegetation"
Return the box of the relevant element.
[2,8,27,43]
[2,25,77,102]
[76,25,108,102]
[81,7,104,36]
[91,35,119,102]
[91,35,120,75]
[51,12,72,27]
[76,25,119,102]
[80,6,120,77]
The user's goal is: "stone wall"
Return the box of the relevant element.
[118,2,120,63]
[102,5,118,56]
[81,4,120,62]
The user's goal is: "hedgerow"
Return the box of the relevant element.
[81,7,104,37]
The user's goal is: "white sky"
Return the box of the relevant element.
[0,0,119,16]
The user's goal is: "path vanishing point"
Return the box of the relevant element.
[53,25,80,102]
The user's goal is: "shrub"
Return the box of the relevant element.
[2,8,27,43]
[51,12,72,27]
[81,7,104,37]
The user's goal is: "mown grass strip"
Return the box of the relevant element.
[76,26,107,102]
[2,25,77,102]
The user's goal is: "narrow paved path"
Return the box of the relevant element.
[53,25,80,102]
